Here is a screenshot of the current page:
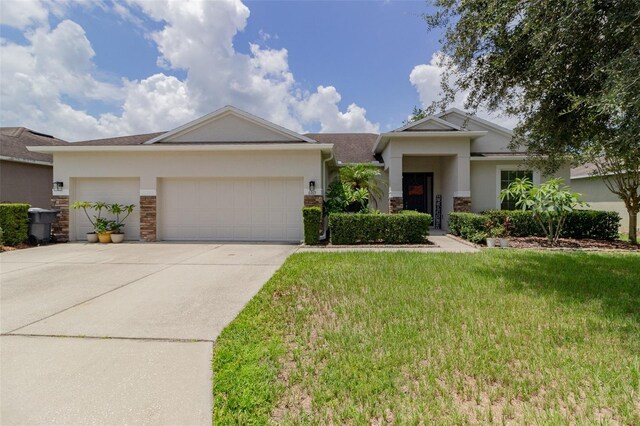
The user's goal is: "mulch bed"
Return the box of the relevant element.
[305,238,436,248]
[505,237,640,251]
[0,243,31,252]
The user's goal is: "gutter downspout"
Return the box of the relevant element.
[320,150,334,240]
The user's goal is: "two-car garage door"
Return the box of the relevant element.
[158,178,303,242]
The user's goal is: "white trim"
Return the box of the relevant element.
[52,189,69,196]
[454,191,470,197]
[393,115,462,132]
[470,155,528,161]
[140,189,156,196]
[389,190,403,198]
[144,105,317,144]
[437,108,514,138]
[27,143,334,154]
[373,131,488,153]
[337,161,384,167]
[495,165,540,209]
[0,155,52,166]
[571,171,618,180]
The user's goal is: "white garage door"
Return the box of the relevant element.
[159,178,303,242]
[73,178,140,241]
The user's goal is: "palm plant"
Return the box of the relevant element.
[108,203,135,234]
[339,164,386,209]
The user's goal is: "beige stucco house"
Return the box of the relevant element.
[571,165,636,235]
[29,105,569,242]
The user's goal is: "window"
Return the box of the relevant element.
[500,169,533,210]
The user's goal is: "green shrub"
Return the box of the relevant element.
[0,204,30,246]
[562,210,621,240]
[451,210,621,241]
[302,207,322,245]
[329,213,431,244]
[483,210,540,237]
[448,213,486,238]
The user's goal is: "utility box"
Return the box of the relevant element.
[28,208,59,244]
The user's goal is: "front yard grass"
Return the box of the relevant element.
[213,251,640,424]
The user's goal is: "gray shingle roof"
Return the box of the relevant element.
[0,127,68,164]
[304,133,379,164]
[71,132,165,146]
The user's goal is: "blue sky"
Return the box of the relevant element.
[1,0,492,141]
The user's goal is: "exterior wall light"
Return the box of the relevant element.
[53,181,64,191]
[309,180,316,194]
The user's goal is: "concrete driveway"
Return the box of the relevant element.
[0,242,296,425]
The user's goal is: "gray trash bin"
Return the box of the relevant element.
[28,208,60,244]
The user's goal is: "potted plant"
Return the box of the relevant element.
[108,203,135,244]
[500,216,512,248]
[95,217,115,243]
[485,220,504,248]
[71,201,99,242]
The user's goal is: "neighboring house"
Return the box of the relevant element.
[0,127,68,208]
[571,164,636,234]
[28,105,569,243]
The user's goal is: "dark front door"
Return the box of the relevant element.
[403,173,433,215]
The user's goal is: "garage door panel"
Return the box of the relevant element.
[73,178,140,241]
[159,178,303,241]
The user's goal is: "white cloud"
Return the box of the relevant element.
[297,86,379,133]
[410,52,519,129]
[0,0,379,141]
[0,0,49,29]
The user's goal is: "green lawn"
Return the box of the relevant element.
[212,251,640,425]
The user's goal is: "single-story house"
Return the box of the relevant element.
[1,127,68,208]
[28,105,569,242]
[571,164,636,235]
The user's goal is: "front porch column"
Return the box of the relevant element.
[388,156,403,213]
[453,155,471,212]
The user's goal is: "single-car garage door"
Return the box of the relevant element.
[158,177,303,242]
[72,178,140,241]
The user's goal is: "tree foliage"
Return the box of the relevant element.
[403,106,428,125]
[426,0,640,242]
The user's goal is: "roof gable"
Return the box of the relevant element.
[393,115,462,132]
[437,108,513,137]
[145,106,315,144]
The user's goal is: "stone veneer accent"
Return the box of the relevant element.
[303,195,324,210]
[453,196,472,212]
[51,195,69,242]
[389,197,403,214]
[140,195,157,242]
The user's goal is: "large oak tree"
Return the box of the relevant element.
[424,0,640,242]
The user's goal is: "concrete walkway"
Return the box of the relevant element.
[0,243,296,425]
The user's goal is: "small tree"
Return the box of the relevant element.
[500,178,587,244]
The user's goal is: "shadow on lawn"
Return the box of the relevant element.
[473,252,640,325]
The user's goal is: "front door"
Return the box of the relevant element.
[403,173,433,215]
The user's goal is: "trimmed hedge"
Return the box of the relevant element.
[448,212,489,243]
[302,207,322,245]
[0,203,30,246]
[329,212,431,245]
[449,210,621,241]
